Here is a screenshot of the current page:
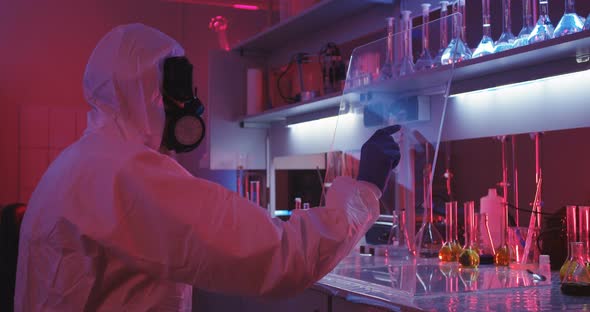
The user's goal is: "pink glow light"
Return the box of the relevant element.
[232,4,259,10]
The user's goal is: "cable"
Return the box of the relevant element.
[276,54,298,104]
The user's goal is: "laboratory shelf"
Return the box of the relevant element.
[231,0,391,54]
[239,31,590,129]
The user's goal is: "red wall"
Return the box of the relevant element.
[0,0,266,204]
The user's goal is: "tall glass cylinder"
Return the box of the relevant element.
[439,202,455,261]
[397,10,415,76]
[579,206,590,262]
[560,205,578,281]
[459,201,480,268]
[514,0,535,47]
[554,0,583,37]
[495,0,516,53]
[435,1,450,66]
[528,0,554,44]
[416,3,435,70]
[379,17,396,80]
[473,0,495,58]
[458,0,468,45]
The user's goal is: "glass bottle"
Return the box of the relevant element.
[397,10,415,76]
[560,205,578,281]
[528,0,554,44]
[473,0,495,58]
[441,4,472,64]
[415,3,435,71]
[415,162,444,258]
[513,0,535,47]
[439,202,457,261]
[379,17,396,80]
[434,1,450,66]
[459,201,480,268]
[553,0,584,38]
[560,242,590,296]
[494,0,516,53]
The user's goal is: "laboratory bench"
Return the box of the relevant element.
[193,251,590,311]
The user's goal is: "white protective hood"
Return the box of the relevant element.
[15,23,381,311]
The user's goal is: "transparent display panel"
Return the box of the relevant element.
[325,13,460,256]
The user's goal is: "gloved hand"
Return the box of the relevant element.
[357,125,401,191]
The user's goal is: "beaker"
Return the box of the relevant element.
[434,1,450,66]
[528,0,554,44]
[560,242,590,296]
[494,0,516,53]
[472,0,495,58]
[396,10,415,76]
[560,205,578,281]
[439,202,457,262]
[379,17,396,80]
[441,6,472,64]
[415,3,435,71]
[387,210,413,259]
[475,213,496,264]
[553,0,583,37]
[459,201,480,268]
[513,0,535,47]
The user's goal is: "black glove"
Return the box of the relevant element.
[357,125,401,191]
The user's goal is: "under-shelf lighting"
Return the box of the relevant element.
[233,4,259,10]
[449,69,590,99]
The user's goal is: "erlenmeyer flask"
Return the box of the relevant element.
[475,213,496,264]
[513,0,535,47]
[434,1,450,66]
[441,3,472,64]
[553,0,583,38]
[473,0,495,58]
[459,201,480,268]
[560,242,590,296]
[560,205,578,281]
[387,210,413,259]
[379,17,396,80]
[415,3,435,71]
[439,202,457,262]
[528,0,554,44]
[494,0,516,53]
[415,163,444,258]
[396,10,415,76]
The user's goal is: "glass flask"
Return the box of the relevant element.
[459,201,480,268]
[441,6,472,64]
[396,10,415,76]
[553,0,583,38]
[439,202,457,262]
[513,0,535,47]
[472,0,495,58]
[379,17,396,80]
[475,213,496,264]
[415,3,435,71]
[494,0,516,53]
[560,242,590,296]
[434,1,450,66]
[560,205,578,281]
[528,0,554,43]
[387,210,413,259]
[415,160,444,258]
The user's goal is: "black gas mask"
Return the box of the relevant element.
[161,56,205,153]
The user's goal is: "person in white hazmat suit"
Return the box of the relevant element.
[15,23,401,311]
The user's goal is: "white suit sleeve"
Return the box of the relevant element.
[106,151,380,297]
